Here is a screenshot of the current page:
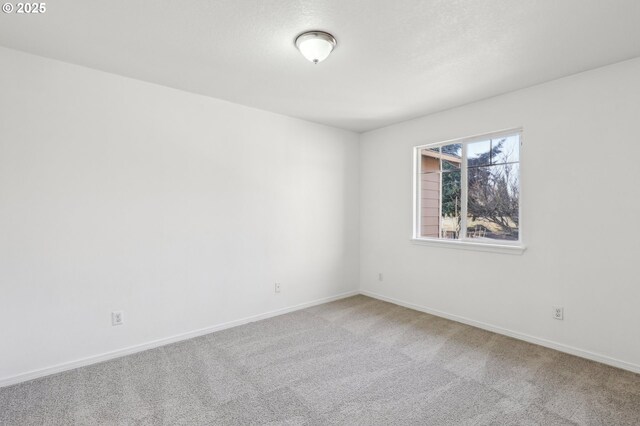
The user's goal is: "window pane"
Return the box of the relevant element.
[420,147,442,238]
[467,163,519,241]
[441,170,461,239]
[441,143,462,158]
[490,135,519,165]
[467,139,491,167]
[441,142,462,173]
[418,145,462,240]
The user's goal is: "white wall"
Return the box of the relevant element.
[0,47,359,383]
[3,44,639,385]
[360,57,640,372]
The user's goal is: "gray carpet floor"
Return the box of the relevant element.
[1,295,639,425]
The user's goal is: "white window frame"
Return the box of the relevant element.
[412,128,525,255]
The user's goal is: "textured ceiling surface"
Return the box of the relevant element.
[1,1,639,132]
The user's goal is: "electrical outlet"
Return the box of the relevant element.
[378,273,383,281]
[112,311,124,326]
[553,307,564,320]
[274,282,281,293]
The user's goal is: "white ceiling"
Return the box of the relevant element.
[1,1,639,132]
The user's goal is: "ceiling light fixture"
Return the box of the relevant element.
[295,31,337,64]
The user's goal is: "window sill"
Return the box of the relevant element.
[411,237,526,255]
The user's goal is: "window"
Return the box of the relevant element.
[413,129,522,252]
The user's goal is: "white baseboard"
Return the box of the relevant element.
[360,290,640,375]
[0,290,359,388]
[4,288,638,388]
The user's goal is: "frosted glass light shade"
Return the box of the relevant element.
[295,31,337,64]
